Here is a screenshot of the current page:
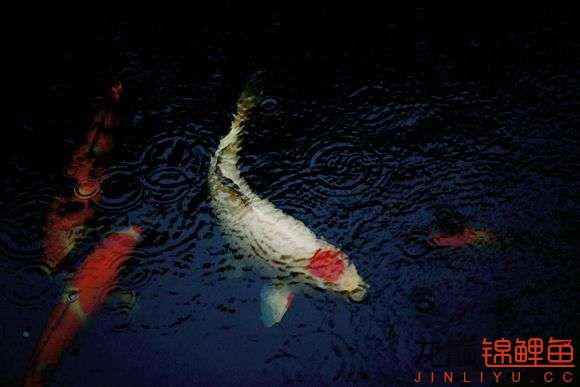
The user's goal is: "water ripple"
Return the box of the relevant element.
[299,136,392,202]
[142,166,191,204]
[100,167,144,212]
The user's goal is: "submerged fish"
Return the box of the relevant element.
[208,88,368,327]
[429,227,496,248]
[24,225,141,387]
[42,82,124,271]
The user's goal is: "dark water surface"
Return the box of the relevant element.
[1,4,578,386]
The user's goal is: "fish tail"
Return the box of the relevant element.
[209,85,259,192]
[23,301,83,387]
[218,86,258,157]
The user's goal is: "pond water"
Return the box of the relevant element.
[1,4,578,386]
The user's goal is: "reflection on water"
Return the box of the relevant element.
[1,5,578,386]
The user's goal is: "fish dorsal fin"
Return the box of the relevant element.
[260,283,295,327]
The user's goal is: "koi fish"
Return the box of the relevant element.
[208,88,368,327]
[24,225,141,387]
[42,83,124,270]
[430,227,496,248]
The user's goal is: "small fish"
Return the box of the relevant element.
[42,83,123,271]
[430,227,496,248]
[24,225,141,387]
[208,88,368,327]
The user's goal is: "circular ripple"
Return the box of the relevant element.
[401,229,432,259]
[300,136,391,201]
[259,97,281,115]
[0,222,42,263]
[433,207,466,234]
[142,166,191,204]
[0,189,46,263]
[94,167,144,212]
[0,263,52,308]
[119,268,155,292]
[137,130,211,171]
[116,250,157,291]
[73,179,101,201]
[411,287,436,314]
[103,288,137,315]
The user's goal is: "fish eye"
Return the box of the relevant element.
[65,289,79,303]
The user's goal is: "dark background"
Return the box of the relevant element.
[1,2,578,386]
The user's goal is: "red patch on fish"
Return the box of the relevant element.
[307,249,345,282]
[73,227,141,315]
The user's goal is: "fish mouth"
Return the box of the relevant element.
[347,284,369,303]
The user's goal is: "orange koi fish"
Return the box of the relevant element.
[42,83,124,270]
[24,225,141,387]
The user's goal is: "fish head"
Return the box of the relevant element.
[336,259,369,303]
[306,248,369,303]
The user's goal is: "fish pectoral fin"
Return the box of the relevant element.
[260,283,295,328]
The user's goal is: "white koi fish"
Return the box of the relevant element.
[208,88,368,327]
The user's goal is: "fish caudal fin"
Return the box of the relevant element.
[209,86,259,191]
[260,283,295,327]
